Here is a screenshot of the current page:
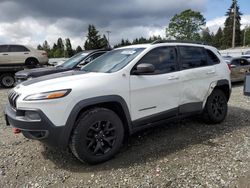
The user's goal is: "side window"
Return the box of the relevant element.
[9,45,29,52]
[206,49,220,65]
[179,46,207,69]
[136,47,177,74]
[91,52,106,60]
[0,45,8,53]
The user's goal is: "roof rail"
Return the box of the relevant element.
[151,40,207,45]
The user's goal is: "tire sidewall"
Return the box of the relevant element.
[0,74,15,88]
[206,89,228,123]
[72,108,124,164]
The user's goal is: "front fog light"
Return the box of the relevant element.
[25,111,41,121]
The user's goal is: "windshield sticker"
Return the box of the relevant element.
[121,50,136,55]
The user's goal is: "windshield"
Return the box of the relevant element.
[59,52,89,68]
[81,48,145,73]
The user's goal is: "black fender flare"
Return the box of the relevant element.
[60,95,132,147]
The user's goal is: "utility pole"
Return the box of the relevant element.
[243,27,246,47]
[232,0,236,48]
[106,31,111,48]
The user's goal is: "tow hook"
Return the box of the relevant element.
[13,128,21,134]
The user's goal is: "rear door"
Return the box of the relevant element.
[0,45,10,65]
[130,46,181,122]
[9,45,30,64]
[178,46,219,113]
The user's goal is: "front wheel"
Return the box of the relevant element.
[70,108,124,164]
[0,73,15,88]
[204,89,228,124]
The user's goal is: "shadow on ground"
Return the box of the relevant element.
[41,105,250,172]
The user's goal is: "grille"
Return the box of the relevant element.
[8,90,20,109]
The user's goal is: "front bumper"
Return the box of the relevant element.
[5,104,65,147]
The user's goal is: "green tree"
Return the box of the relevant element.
[242,27,250,46]
[55,38,64,57]
[166,9,206,40]
[100,34,109,49]
[213,27,224,49]
[84,25,103,50]
[201,27,212,45]
[37,44,43,50]
[65,38,74,57]
[76,46,83,53]
[223,0,242,48]
[42,40,50,52]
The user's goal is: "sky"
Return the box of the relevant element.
[0,0,249,48]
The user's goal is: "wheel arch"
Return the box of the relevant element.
[60,95,132,147]
[214,79,231,101]
[25,57,39,64]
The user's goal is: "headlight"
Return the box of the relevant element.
[24,89,71,101]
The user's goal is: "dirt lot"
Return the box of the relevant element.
[0,84,250,187]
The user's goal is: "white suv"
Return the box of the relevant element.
[5,41,231,164]
[0,44,48,66]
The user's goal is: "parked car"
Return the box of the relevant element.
[244,50,250,55]
[0,44,48,66]
[244,73,250,96]
[15,50,108,83]
[5,41,231,164]
[227,57,250,82]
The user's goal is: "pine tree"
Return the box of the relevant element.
[213,27,224,49]
[55,38,64,57]
[76,46,83,53]
[84,25,103,50]
[223,0,242,48]
[42,40,50,52]
[37,44,43,50]
[65,38,74,57]
[201,27,212,45]
[100,34,109,49]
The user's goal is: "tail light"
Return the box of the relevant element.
[42,52,47,56]
[227,63,231,71]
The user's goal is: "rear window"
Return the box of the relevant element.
[179,46,207,69]
[206,49,220,65]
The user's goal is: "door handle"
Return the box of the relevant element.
[206,70,215,75]
[24,52,29,54]
[2,54,8,55]
[168,75,179,80]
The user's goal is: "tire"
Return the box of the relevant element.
[70,108,124,164]
[25,58,39,68]
[204,89,228,124]
[0,73,15,88]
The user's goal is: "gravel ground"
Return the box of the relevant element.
[0,83,250,187]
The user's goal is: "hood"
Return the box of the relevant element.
[15,67,69,78]
[16,70,109,94]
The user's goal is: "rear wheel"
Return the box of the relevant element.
[70,108,124,164]
[25,58,39,68]
[204,89,228,123]
[0,73,15,88]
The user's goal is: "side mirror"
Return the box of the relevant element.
[133,63,155,74]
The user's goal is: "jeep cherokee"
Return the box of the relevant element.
[5,41,231,164]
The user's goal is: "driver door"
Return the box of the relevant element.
[130,46,181,124]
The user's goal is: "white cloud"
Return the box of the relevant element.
[0,17,166,49]
[206,14,250,33]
